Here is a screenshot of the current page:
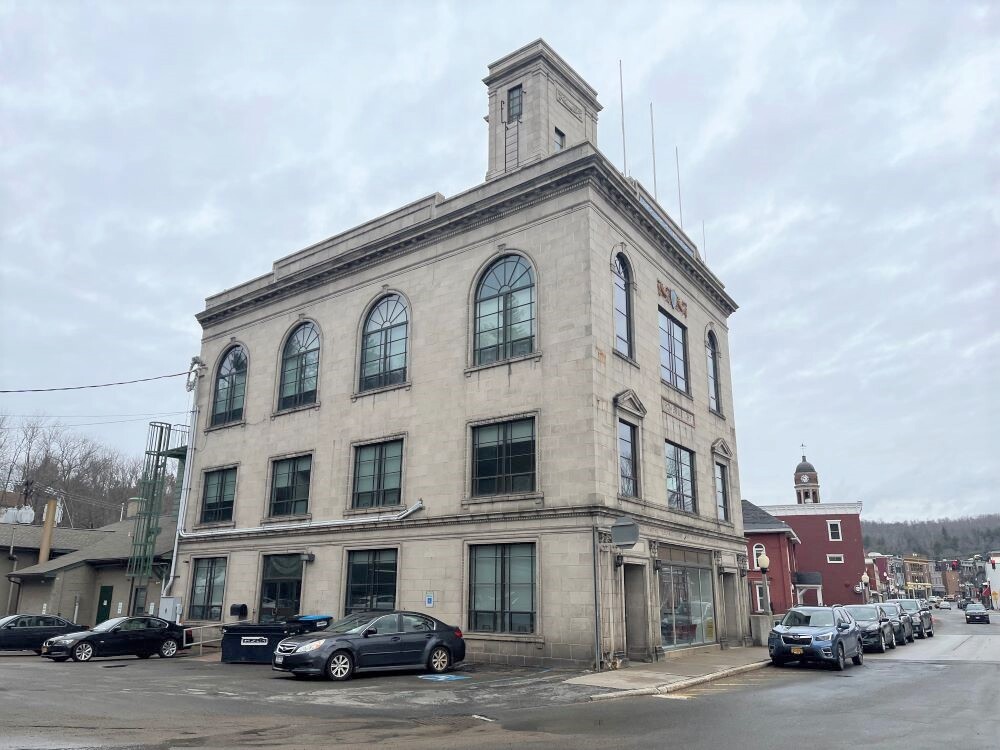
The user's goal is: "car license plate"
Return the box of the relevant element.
[791,647,803,655]
[41,646,48,654]
[274,654,283,664]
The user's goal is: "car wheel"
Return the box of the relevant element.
[72,642,94,662]
[906,629,915,643]
[889,630,897,649]
[927,628,934,637]
[428,646,451,674]
[916,627,925,639]
[326,651,354,681]
[158,639,179,658]
[878,632,887,653]
[852,642,864,666]
[833,644,846,671]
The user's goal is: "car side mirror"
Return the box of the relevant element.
[837,622,850,630]
[880,618,889,623]
[363,627,377,638]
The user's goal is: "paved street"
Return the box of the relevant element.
[1,607,997,749]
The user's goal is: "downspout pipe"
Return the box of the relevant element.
[592,523,602,672]
[162,358,202,598]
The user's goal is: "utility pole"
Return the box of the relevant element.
[38,497,57,564]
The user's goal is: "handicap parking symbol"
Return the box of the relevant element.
[418,674,471,682]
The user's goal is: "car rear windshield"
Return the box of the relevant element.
[898,601,918,612]
[781,610,834,627]
[966,604,985,611]
[845,606,878,620]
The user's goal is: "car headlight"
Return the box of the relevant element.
[814,631,835,641]
[294,639,327,653]
[864,625,879,632]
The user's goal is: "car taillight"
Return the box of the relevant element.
[184,629,193,643]
[454,628,463,639]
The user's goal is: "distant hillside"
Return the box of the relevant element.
[862,515,1000,560]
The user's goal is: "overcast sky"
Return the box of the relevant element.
[1,1,996,521]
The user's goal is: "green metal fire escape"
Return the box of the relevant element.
[126,422,188,608]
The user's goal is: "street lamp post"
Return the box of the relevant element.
[861,572,870,604]
[758,553,772,618]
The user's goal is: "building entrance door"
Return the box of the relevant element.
[623,563,649,661]
[96,585,114,623]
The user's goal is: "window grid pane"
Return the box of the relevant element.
[259,554,302,624]
[212,347,247,425]
[665,442,697,513]
[715,463,729,521]
[618,420,637,497]
[469,543,535,634]
[189,558,227,621]
[345,549,398,614]
[706,333,721,413]
[269,455,311,516]
[201,467,236,524]
[472,418,535,497]
[474,257,535,366]
[613,255,632,357]
[359,296,409,391]
[352,440,404,509]
[659,311,688,391]
[278,323,319,410]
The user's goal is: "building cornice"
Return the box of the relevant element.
[763,502,863,517]
[196,147,737,329]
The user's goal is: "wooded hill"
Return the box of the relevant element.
[862,515,1000,560]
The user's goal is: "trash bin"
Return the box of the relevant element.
[285,614,334,635]
[220,624,288,664]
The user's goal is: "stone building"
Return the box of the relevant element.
[171,40,749,667]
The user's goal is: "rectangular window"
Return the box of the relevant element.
[507,85,523,121]
[345,549,398,614]
[472,418,536,496]
[827,520,842,541]
[132,586,147,616]
[715,463,730,522]
[827,554,845,564]
[469,543,536,634]
[665,441,696,513]
[269,455,311,517]
[659,310,688,391]
[201,467,236,523]
[259,554,302,624]
[754,583,766,613]
[618,420,638,497]
[352,440,403,509]
[658,559,716,649]
[189,557,227,621]
[553,127,565,150]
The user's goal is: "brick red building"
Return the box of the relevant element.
[759,455,866,606]
[742,500,799,614]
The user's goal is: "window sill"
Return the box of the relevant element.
[661,381,693,401]
[342,504,405,516]
[463,632,543,643]
[205,419,245,434]
[709,408,726,420]
[271,402,320,419]
[351,382,411,401]
[612,349,640,369]
[260,513,312,525]
[193,520,236,531]
[465,351,542,377]
[668,506,702,519]
[463,492,544,506]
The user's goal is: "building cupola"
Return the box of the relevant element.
[483,39,602,181]
[794,453,820,504]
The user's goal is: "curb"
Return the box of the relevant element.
[589,660,772,702]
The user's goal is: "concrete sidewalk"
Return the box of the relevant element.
[564,645,771,701]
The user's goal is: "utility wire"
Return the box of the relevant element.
[0,416,189,429]
[2,411,189,418]
[0,371,189,393]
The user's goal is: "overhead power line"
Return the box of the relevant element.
[2,411,189,418]
[0,371,189,393]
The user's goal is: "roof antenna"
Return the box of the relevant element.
[675,145,684,229]
[619,60,628,177]
[650,103,658,200]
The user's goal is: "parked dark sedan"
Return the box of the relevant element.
[40,616,191,662]
[891,598,934,638]
[965,603,991,624]
[844,604,896,652]
[880,602,914,644]
[767,606,864,671]
[0,614,84,654]
[272,610,466,681]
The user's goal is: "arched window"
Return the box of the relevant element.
[359,295,408,391]
[211,346,248,426]
[278,322,320,410]
[474,255,535,365]
[613,254,633,358]
[706,331,721,413]
[753,544,766,570]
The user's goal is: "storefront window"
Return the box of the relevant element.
[657,547,716,649]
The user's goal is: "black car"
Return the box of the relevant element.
[880,602,914,644]
[965,603,991,624]
[0,614,84,654]
[844,604,896,652]
[272,610,466,681]
[891,598,934,638]
[40,616,191,662]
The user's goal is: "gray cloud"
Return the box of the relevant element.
[1,1,996,520]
